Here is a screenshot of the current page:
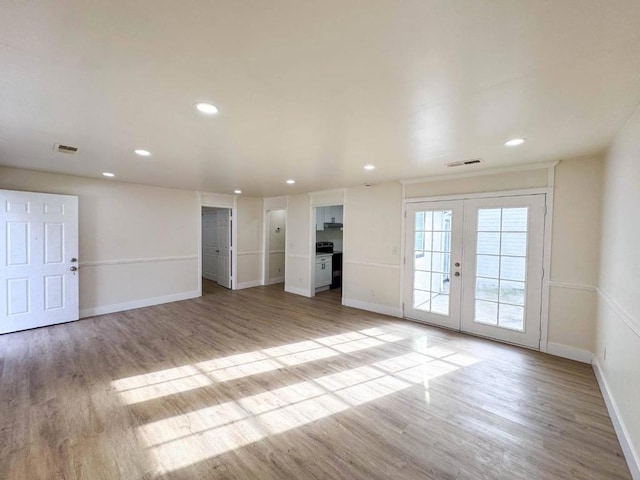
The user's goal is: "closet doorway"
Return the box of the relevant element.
[201,207,232,289]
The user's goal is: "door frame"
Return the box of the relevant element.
[263,209,287,286]
[309,202,345,302]
[402,187,554,352]
[198,193,237,294]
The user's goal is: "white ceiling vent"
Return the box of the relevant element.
[446,158,483,168]
[53,143,79,154]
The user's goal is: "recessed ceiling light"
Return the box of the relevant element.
[102,172,115,177]
[286,179,295,185]
[364,165,375,171]
[234,189,242,194]
[195,102,219,115]
[134,149,151,156]
[504,138,525,147]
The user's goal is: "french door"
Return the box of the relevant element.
[404,194,546,349]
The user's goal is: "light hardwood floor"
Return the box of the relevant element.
[0,280,631,479]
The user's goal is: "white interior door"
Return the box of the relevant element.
[404,201,463,329]
[0,189,79,334]
[216,209,232,289]
[404,194,546,349]
[460,195,545,348]
[202,210,218,282]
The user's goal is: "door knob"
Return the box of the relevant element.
[454,271,460,277]
[455,262,460,267]
[70,266,78,272]
[71,258,78,263]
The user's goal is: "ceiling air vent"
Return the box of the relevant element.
[446,158,483,168]
[53,143,79,154]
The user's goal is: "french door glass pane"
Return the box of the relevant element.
[474,207,529,331]
[413,210,452,315]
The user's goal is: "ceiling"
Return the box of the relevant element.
[1,1,640,197]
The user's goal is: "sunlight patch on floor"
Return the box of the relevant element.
[111,328,405,405]
[122,339,480,475]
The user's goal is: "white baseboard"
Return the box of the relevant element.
[546,342,593,363]
[235,280,262,290]
[284,285,312,297]
[343,298,403,318]
[593,358,640,480]
[265,276,284,286]
[80,290,200,318]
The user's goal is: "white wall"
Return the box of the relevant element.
[236,196,263,289]
[284,194,312,296]
[548,156,603,357]
[342,183,403,316]
[0,166,200,316]
[595,106,640,476]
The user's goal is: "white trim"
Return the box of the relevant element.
[265,276,285,285]
[539,167,555,353]
[549,281,597,292]
[263,196,288,211]
[307,187,348,196]
[400,161,559,185]
[285,285,312,297]
[231,199,238,290]
[80,255,198,267]
[80,290,199,318]
[546,342,593,363]
[343,298,403,318]
[593,358,640,480]
[236,280,262,290]
[597,287,640,338]
[400,182,407,316]
[287,254,310,260]
[404,187,552,203]
[344,260,401,270]
[237,251,262,256]
[199,191,235,208]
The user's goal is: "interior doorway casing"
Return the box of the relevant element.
[263,209,287,286]
[310,202,345,302]
[198,193,237,295]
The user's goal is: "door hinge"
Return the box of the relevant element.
[402,302,405,311]
[541,267,545,278]
[404,211,407,219]
[543,204,547,215]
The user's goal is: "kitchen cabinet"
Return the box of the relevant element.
[316,206,343,231]
[315,254,332,290]
[329,205,342,224]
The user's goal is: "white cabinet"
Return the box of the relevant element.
[316,207,326,231]
[315,254,332,290]
[316,206,343,231]
[329,205,342,224]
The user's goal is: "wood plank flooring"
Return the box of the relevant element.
[0,280,631,479]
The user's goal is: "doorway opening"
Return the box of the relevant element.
[201,207,232,295]
[313,204,343,301]
[264,209,287,288]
